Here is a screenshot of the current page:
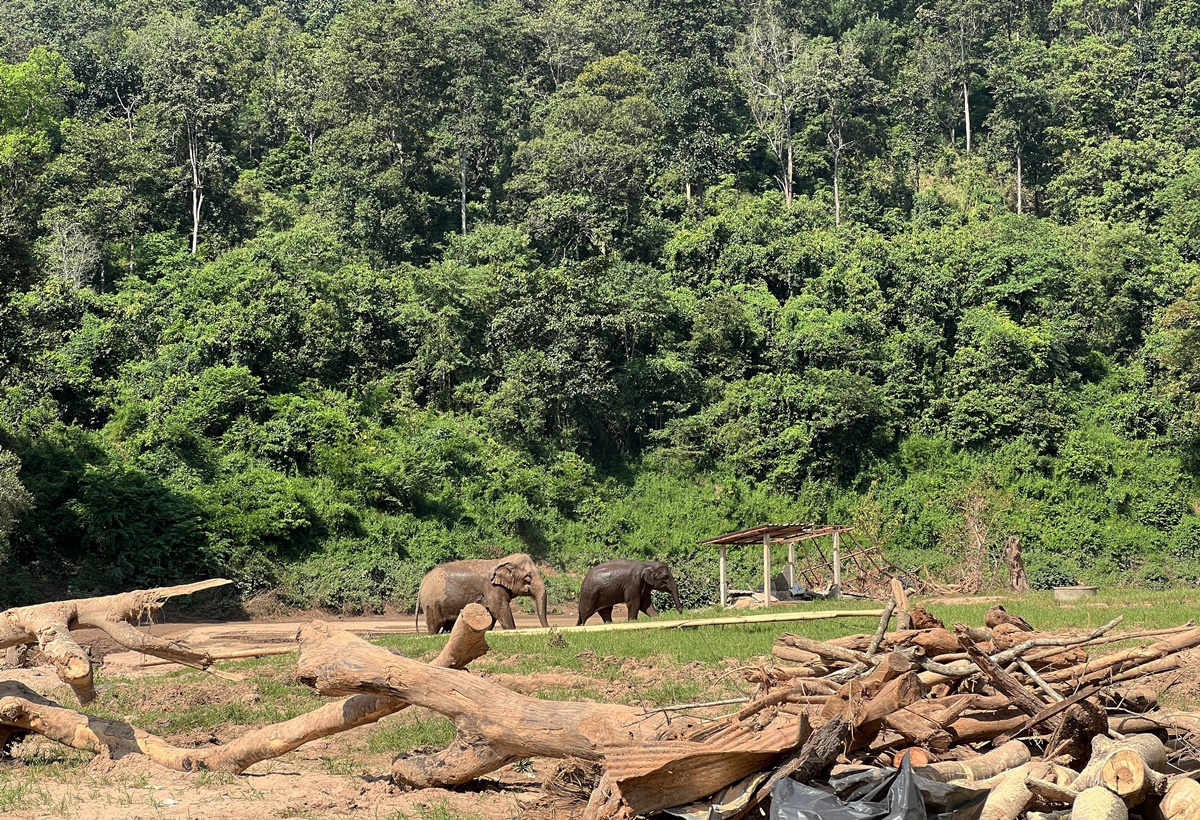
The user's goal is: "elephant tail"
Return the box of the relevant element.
[414,598,422,634]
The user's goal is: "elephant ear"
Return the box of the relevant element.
[491,562,524,593]
[642,564,670,587]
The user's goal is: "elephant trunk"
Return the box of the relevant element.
[530,573,550,628]
[667,577,683,614]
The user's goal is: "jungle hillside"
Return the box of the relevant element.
[3,0,1200,611]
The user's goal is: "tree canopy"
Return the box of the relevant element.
[3,0,1200,608]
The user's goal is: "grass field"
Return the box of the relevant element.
[2,589,1198,818]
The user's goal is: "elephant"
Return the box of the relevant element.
[415,553,550,634]
[576,558,683,625]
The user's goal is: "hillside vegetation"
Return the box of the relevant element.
[3,0,1200,610]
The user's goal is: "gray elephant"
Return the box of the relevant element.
[415,553,550,634]
[576,558,683,625]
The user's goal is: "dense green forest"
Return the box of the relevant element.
[3,0,1200,611]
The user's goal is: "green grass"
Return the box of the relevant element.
[388,799,483,820]
[366,714,457,754]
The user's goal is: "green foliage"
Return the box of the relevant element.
[4,0,1200,604]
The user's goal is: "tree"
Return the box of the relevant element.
[795,35,880,225]
[0,47,79,275]
[731,3,805,207]
[125,12,234,255]
[0,447,33,560]
[511,52,662,259]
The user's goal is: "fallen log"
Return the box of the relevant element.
[0,579,232,703]
[295,621,804,817]
[0,604,494,773]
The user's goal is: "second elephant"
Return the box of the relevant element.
[576,558,683,625]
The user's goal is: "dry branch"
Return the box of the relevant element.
[0,603,494,773]
[0,579,232,703]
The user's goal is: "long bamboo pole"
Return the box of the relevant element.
[495,609,888,636]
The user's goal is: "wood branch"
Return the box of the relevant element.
[915,740,1031,783]
[890,578,912,631]
[991,618,1122,667]
[1026,774,1078,805]
[956,624,1057,731]
[0,579,232,703]
[0,604,494,774]
[1041,627,1200,685]
[1071,786,1128,820]
[867,600,896,655]
[295,621,804,817]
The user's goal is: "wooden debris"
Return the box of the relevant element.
[0,579,233,702]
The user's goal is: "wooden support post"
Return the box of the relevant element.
[831,531,842,599]
[763,533,772,608]
[719,545,728,608]
[787,542,797,589]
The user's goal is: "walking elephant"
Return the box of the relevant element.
[576,559,683,625]
[415,554,550,634]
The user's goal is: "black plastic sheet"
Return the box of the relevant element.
[769,759,986,820]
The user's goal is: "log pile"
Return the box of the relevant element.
[747,603,1200,820]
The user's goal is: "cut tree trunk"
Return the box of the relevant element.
[1155,777,1200,820]
[0,579,232,703]
[0,604,494,773]
[294,622,805,817]
[1073,734,1169,807]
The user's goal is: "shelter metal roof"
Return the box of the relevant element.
[700,523,855,546]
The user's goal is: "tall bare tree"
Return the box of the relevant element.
[731,2,804,208]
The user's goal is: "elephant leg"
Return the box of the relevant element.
[640,587,660,619]
[624,595,641,621]
[492,600,517,630]
[597,606,614,623]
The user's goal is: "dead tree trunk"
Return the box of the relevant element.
[0,579,233,703]
[1004,535,1029,592]
[0,604,494,772]
[294,622,805,817]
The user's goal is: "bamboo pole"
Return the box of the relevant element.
[493,609,888,636]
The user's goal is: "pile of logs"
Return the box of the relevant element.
[757,603,1200,819]
[3,582,1200,820]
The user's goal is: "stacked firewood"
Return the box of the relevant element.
[744,603,1200,820]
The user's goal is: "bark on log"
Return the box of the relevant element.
[1071,786,1128,820]
[915,740,1030,783]
[0,579,232,703]
[295,621,804,817]
[979,762,1051,820]
[0,604,494,773]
